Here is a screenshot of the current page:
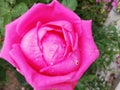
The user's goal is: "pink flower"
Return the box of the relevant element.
[112,0,118,7]
[0,0,99,90]
[96,0,101,3]
[104,4,108,9]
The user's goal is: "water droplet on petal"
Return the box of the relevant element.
[75,60,79,65]
[50,62,54,65]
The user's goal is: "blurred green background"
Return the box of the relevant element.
[0,0,120,90]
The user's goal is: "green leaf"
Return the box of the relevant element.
[25,85,33,90]
[6,0,16,5]
[62,0,78,11]
[0,59,7,67]
[86,75,95,81]
[11,2,28,18]
[0,0,9,8]
[0,17,4,28]
[45,0,51,3]
[0,66,6,84]
[75,82,85,90]
[36,0,51,3]
[0,17,5,36]
[0,58,13,69]
[3,13,12,25]
[15,71,28,86]
[0,7,10,16]
[0,0,11,16]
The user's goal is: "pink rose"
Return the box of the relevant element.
[0,0,99,90]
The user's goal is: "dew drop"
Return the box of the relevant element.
[50,62,54,65]
[75,60,79,65]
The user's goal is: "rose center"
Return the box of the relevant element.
[42,31,65,65]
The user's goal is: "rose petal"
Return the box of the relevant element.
[43,20,73,32]
[38,28,47,41]
[34,83,74,90]
[0,18,21,67]
[41,20,75,53]
[42,31,65,65]
[9,44,76,89]
[20,28,47,70]
[73,20,99,81]
[16,0,81,36]
[73,33,79,50]
[40,50,80,76]
[42,18,77,51]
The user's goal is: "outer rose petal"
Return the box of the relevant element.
[43,20,73,32]
[16,0,81,36]
[20,26,47,70]
[34,83,74,90]
[0,19,21,67]
[73,20,99,81]
[40,50,80,75]
[9,44,77,89]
